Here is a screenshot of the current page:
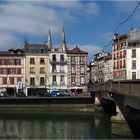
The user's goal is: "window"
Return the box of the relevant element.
[1,60,5,65]
[9,60,14,65]
[52,75,57,85]
[30,58,35,64]
[53,75,56,82]
[40,58,45,64]
[52,54,56,62]
[60,65,64,72]
[40,77,45,85]
[71,66,76,74]
[31,48,35,53]
[80,66,85,74]
[40,48,45,53]
[132,60,136,69]
[52,64,56,72]
[132,72,136,80]
[2,77,7,84]
[60,75,65,85]
[17,68,21,74]
[9,68,14,74]
[16,59,21,65]
[17,77,21,82]
[40,67,45,74]
[71,57,75,64]
[71,76,75,83]
[2,68,7,74]
[60,55,64,61]
[132,49,136,58]
[30,77,35,85]
[80,57,84,64]
[30,67,35,74]
[80,77,85,84]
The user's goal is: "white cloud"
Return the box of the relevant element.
[0,1,100,50]
[0,32,20,50]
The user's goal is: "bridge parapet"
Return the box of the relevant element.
[94,80,140,99]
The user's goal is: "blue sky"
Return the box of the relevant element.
[0,0,140,62]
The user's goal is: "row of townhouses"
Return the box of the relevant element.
[0,29,88,96]
[90,28,140,84]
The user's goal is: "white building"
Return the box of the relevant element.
[104,55,113,82]
[49,28,68,90]
[127,28,140,79]
[91,51,112,84]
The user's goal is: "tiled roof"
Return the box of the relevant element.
[67,46,88,54]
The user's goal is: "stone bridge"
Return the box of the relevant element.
[93,80,140,138]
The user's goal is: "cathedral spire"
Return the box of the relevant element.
[62,27,66,44]
[61,27,67,51]
[48,29,52,50]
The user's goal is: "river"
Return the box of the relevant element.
[0,111,134,139]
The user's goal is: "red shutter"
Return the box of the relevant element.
[7,68,9,74]
[120,61,122,68]
[14,68,16,74]
[14,59,16,65]
[10,77,14,84]
[6,59,8,65]
[3,77,7,84]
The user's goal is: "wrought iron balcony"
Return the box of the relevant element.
[49,59,67,64]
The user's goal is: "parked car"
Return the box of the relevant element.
[49,89,60,96]
[38,91,51,97]
[16,91,26,97]
[0,91,8,97]
[59,90,69,96]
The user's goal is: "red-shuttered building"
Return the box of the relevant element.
[67,46,88,95]
[112,34,127,80]
[0,49,25,95]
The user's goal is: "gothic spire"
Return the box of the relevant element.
[48,29,52,50]
[61,27,68,51]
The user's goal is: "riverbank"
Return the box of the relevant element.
[0,104,101,114]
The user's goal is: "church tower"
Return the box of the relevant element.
[61,27,67,51]
[48,29,52,50]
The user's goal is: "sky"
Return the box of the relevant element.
[0,0,140,62]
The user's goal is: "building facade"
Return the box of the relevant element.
[127,28,140,79]
[91,51,112,84]
[67,46,88,94]
[112,34,127,80]
[24,43,49,96]
[49,28,68,90]
[0,49,25,95]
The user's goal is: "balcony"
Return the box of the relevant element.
[49,59,67,64]
[71,61,76,65]
[52,81,57,85]
[52,70,66,74]
[60,82,65,85]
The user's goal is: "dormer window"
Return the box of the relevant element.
[31,48,35,53]
[41,48,45,53]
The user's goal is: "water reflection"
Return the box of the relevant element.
[0,112,129,139]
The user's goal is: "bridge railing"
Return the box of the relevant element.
[93,80,140,98]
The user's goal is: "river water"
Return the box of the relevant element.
[0,111,134,139]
